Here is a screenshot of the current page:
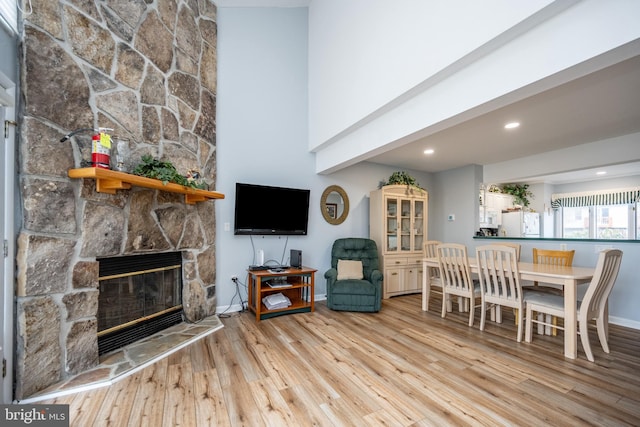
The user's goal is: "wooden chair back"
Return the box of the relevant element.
[476,244,525,341]
[580,249,623,325]
[533,248,575,267]
[423,240,441,258]
[578,249,623,360]
[436,243,478,326]
[490,242,521,261]
[424,240,443,283]
[499,242,521,261]
[437,243,473,295]
[532,248,575,290]
[531,248,576,334]
[525,249,623,361]
[422,241,448,312]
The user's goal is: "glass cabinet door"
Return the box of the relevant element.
[385,198,398,251]
[400,199,411,251]
[384,195,426,254]
[413,200,424,251]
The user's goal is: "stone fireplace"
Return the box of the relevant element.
[15,0,219,399]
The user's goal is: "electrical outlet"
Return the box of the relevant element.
[231,275,238,282]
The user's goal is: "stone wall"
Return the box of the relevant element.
[16,0,218,399]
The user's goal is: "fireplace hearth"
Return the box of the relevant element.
[97,252,183,355]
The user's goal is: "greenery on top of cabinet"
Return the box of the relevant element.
[381,171,423,190]
[501,184,533,207]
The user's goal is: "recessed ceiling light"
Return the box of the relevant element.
[423,148,435,155]
[504,122,520,129]
[596,171,607,176]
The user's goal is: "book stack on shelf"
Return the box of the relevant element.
[262,293,291,310]
[267,278,292,288]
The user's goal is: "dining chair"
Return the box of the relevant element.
[424,240,442,284]
[424,240,441,258]
[532,248,575,288]
[532,248,576,335]
[423,240,447,312]
[524,249,623,362]
[499,242,521,261]
[436,243,481,326]
[476,245,526,342]
[485,242,521,326]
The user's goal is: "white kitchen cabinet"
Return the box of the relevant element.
[486,192,514,210]
[483,192,515,225]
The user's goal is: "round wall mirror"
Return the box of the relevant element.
[320,185,349,225]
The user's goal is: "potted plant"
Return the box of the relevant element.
[132,155,206,189]
[501,183,533,208]
[381,171,424,193]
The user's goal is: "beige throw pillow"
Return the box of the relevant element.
[337,259,364,280]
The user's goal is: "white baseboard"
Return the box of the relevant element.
[216,302,245,314]
[609,316,640,330]
[216,299,638,330]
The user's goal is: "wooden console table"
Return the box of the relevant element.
[247,267,316,321]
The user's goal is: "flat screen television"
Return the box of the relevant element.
[234,182,310,235]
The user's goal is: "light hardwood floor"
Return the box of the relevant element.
[39,294,640,426]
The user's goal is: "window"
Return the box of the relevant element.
[596,205,628,239]
[562,206,589,238]
[553,187,640,240]
[560,204,636,239]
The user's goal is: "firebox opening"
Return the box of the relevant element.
[97,252,183,356]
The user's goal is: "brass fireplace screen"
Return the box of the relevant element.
[97,252,183,355]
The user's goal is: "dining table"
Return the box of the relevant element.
[422,257,596,359]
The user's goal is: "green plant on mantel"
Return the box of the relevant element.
[132,155,206,189]
[501,183,533,207]
[381,171,424,191]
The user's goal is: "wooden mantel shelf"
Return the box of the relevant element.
[68,168,225,204]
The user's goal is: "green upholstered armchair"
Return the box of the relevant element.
[325,238,383,312]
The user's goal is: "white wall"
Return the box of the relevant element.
[307,0,554,150]
[429,164,482,246]
[309,0,640,174]
[216,7,432,311]
[216,7,311,311]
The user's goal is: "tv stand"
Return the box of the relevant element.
[247,266,316,321]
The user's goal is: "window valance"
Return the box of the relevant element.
[551,187,640,209]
